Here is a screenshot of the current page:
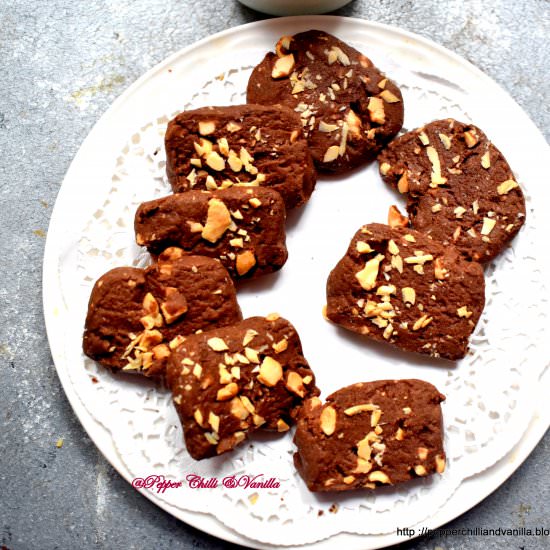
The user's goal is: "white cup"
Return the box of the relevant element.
[237,0,353,15]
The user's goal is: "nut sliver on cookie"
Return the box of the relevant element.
[166,315,319,460]
[294,380,446,491]
[326,223,485,360]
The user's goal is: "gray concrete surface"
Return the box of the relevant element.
[0,1,548,549]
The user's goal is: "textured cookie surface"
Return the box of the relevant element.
[165,104,316,209]
[135,187,287,281]
[326,223,485,360]
[378,119,526,262]
[166,315,319,460]
[83,248,242,377]
[293,379,446,492]
[247,30,403,173]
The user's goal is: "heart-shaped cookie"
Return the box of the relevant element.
[83,248,242,377]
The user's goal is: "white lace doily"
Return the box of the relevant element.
[45,17,549,547]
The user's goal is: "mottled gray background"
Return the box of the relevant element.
[1,1,548,549]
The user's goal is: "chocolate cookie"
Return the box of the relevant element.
[378,119,526,262]
[83,248,242,377]
[326,223,485,360]
[166,315,319,460]
[246,30,404,173]
[135,187,287,281]
[165,104,316,210]
[293,380,446,491]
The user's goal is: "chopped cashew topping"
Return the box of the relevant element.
[480,217,496,235]
[418,131,430,146]
[323,145,340,163]
[344,403,379,416]
[379,162,391,176]
[457,306,473,318]
[257,356,283,386]
[463,130,478,148]
[438,133,451,150]
[412,315,432,331]
[201,199,232,243]
[205,151,225,171]
[388,205,408,228]
[368,471,391,484]
[356,241,373,253]
[198,121,216,136]
[397,172,409,193]
[271,54,295,78]
[216,382,239,401]
[497,179,519,195]
[426,146,447,187]
[355,254,385,290]
[379,89,400,103]
[236,250,256,276]
[402,287,416,305]
[319,120,339,132]
[367,97,385,124]
[207,337,228,351]
[320,406,337,436]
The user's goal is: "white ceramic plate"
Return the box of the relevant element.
[43,16,550,549]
